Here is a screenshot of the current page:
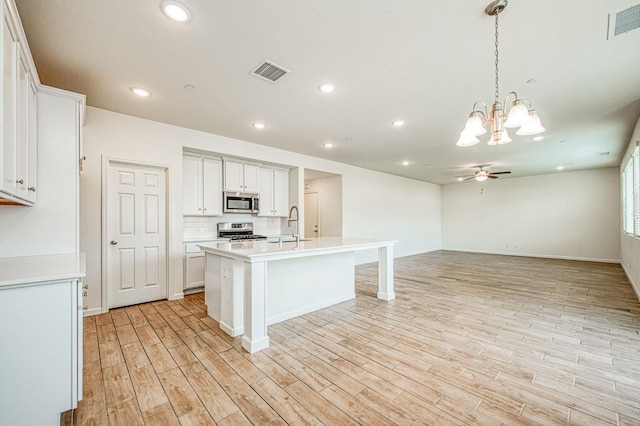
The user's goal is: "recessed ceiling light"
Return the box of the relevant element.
[401,160,410,166]
[457,177,464,182]
[392,120,405,127]
[252,122,266,130]
[557,165,565,170]
[161,1,192,23]
[184,84,195,91]
[323,142,334,148]
[130,87,151,97]
[319,83,337,93]
[531,135,544,141]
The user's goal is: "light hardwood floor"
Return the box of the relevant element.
[63,251,640,425]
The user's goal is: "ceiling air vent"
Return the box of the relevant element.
[608,4,640,39]
[250,60,290,83]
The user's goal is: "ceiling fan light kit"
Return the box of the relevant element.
[456,165,512,182]
[456,0,545,147]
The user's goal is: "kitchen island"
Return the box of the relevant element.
[198,237,396,353]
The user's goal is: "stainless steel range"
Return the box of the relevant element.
[217,222,267,241]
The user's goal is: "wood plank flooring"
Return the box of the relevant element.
[62,251,640,425]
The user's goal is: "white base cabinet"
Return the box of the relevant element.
[185,252,205,289]
[0,254,85,426]
[184,241,225,291]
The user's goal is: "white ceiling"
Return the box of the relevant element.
[14,0,640,184]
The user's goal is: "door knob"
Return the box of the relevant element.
[110,240,118,245]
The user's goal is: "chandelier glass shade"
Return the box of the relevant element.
[456,0,545,147]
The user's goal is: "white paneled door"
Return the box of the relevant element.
[106,162,167,309]
[304,192,319,238]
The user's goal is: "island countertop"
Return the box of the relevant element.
[198,237,396,262]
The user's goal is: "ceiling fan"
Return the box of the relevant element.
[457,165,511,182]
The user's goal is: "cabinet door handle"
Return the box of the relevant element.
[110,240,118,245]
[28,186,36,192]
[16,179,24,185]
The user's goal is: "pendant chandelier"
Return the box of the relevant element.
[456,0,545,147]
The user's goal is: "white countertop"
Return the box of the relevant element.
[0,253,86,288]
[184,237,229,243]
[198,237,396,262]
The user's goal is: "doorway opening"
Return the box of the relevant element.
[303,169,342,237]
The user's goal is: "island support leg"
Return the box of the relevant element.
[220,258,245,337]
[377,245,395,301]
[241,261,270,353]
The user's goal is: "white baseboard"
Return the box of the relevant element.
[443,248,621,264]
[621,262,640,302]
[83,307,104,317]
[169,292,184,300]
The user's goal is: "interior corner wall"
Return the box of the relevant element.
[620,115,640,298]
[80,107,442,313]
[441,167,620,262]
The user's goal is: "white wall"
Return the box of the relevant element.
[442,168,620,262]
[305,175,342,237]
[344,169,442,263]
[620,116,640,297]
[81,107,442,313]
[0,89,81,257]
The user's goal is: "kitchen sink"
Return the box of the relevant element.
[268,238,314,243]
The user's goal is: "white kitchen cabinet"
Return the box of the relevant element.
[185,252,205,289]
[0,253,85,426]
[26,76,36,202]
[0,3,38,205]
[184,241,225,291]
[259,166,289,217]
[224,159,259,193]
[183,155,222,216]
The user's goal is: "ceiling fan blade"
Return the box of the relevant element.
[464,176,475,181]
[488,171,511,175]
[488,175,498,179]
[455,175,474,178]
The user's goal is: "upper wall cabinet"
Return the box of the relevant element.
[259,166,289,217]
[1,1,38,205]
[183,155,223,216]
[224,159,259,193]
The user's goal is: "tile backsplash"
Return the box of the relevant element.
[183,215,287,241]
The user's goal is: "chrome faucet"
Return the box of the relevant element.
[288,205,299,242]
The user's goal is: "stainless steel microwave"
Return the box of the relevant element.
[223,191,259,214]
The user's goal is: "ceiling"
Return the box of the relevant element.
[14,0,640,184]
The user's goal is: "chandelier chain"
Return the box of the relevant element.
[494,11,499,103]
